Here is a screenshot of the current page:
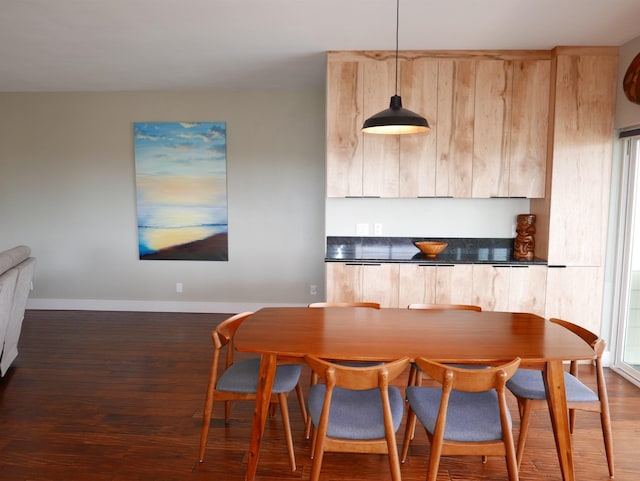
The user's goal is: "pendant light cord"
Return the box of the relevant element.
[394,0,399,95]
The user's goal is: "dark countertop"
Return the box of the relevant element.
[325,237,547,265]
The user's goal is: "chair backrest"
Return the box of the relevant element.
[309,302,381,309]
[408,303,482,311]
[212,312,253,369]
[414,357,521,393]
[305,355,409,391]
[550,317,603,358]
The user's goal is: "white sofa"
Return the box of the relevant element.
[0,245,36,376]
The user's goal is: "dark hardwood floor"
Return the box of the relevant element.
[0,310,639,481]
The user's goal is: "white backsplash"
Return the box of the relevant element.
[325,197,531,238]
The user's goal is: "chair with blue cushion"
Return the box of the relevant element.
[304,301,382,439]
[404,303,486,457]
[406,303,483,386]
[401,357,521,481]
[305,354,410,481]
[198,312,307,470]
[506,317,614,478]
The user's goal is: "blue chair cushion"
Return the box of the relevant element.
[506,368,598,402]
[406,386,510,442]
[216,358,302,394]
[308,384,404,440]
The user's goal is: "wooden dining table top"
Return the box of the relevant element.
[234,306,595,365]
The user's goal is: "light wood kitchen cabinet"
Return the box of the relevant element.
[471,265,547,316]
[326,51,549,199]
[326,60,363,198]
[435,58,476,197]
[538,48,618,267]
[399,57,439,197]
[508,265,547,316]
[471,265,511,311]
[325,262,399,307]
[472,58,550,198]
[508,59,550,198]
[362,57,400,197]
[397,264,474,307]
[545,266,603,335]
[531,47,618,334]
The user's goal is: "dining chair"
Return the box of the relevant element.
[305,355,410,481]
[308,301,381,309]
[404,303,487,454]
[198,312,308,470]
[408,303,482,311]
[406,303,483,387]
[401,357,521,481]
[506,317,614,478]
[304,301,381,439]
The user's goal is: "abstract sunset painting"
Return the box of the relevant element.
[134,122,228,260]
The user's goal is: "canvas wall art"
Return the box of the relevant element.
[134,122,228,261]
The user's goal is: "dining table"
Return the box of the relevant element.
[233,306,596,481]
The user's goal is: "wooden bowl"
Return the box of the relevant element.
[414,241,448,258]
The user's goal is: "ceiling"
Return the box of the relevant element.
[2,0,640,92]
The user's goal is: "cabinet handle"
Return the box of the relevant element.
[547,265,567,268]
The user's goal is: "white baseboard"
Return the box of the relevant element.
[26,298,305,314]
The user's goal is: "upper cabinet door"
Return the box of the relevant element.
[509,59,550,198]
[362,56,400,197]
[472,59,512,198]
[472,57,550,198]
[436,59,476,198]
[326,59,364,197]
[399,56,439,197]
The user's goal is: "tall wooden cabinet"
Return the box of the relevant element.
[531,47,618,334]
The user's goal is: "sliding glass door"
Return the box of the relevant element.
[614,136,640,384]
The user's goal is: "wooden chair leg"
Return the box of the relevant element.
[198,368,217,462]
[600,405,615,478]
[426,436,444,481]
[515,398,533,469]
[305,372,319,439]
[401,408,417,463]
[407,365,417,388]
[277,393,296,471]
[386,426,402,481]
[569,407,576,433]
[309,426,326,481]
[295,382,308,424]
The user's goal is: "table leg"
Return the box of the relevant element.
[543,360,575,481]
[245,353,277,481]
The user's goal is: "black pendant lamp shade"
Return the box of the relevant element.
[362,94,430,134]
[362,0,430,135]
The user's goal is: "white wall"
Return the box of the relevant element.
[326,197,530,238]
[0,90,327,312]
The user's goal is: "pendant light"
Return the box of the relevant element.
[362,0,430,135]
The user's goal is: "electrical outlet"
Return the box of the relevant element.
[356,223,369,235]
[310,284,318,296]
[176,282,183,293]
[374,223,383,235]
